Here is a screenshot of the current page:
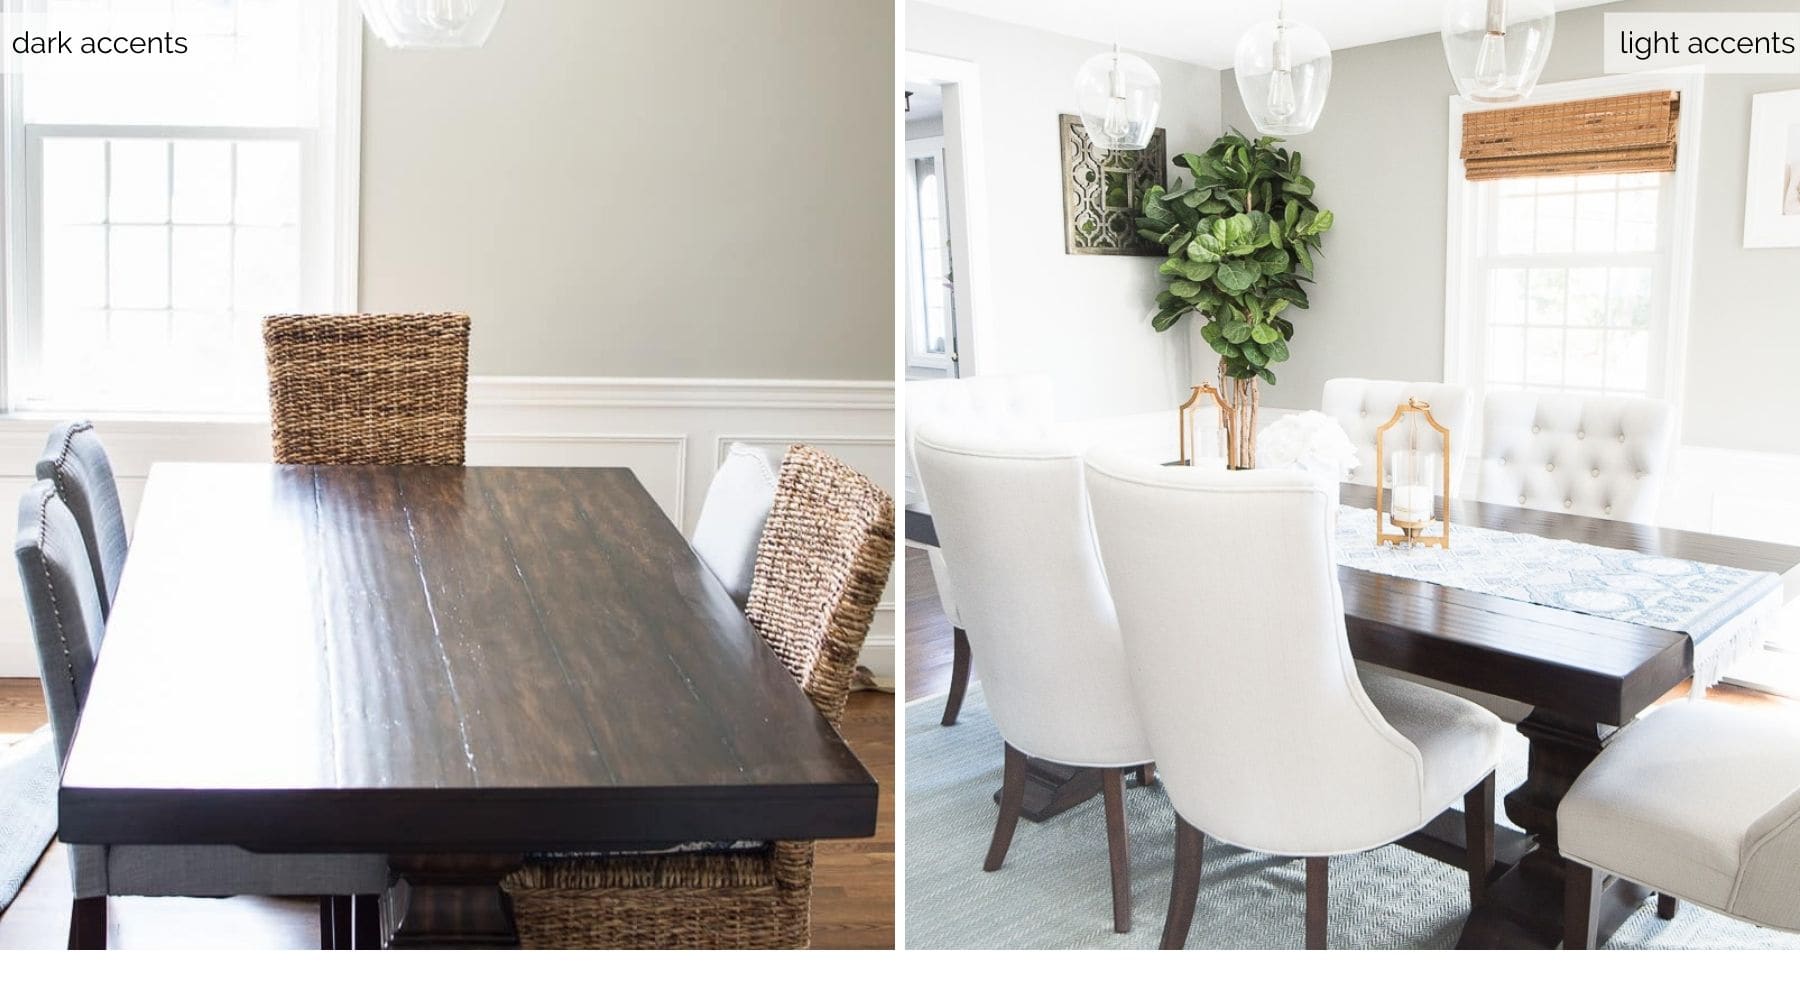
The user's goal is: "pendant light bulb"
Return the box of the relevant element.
[1074,42,1161,151]
[1266,20,1297,122]
[1233,0,1331,136]
[1102,45,1131,144]
[1441,0,1554,104]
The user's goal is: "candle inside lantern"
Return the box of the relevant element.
[1388,449,1438,525]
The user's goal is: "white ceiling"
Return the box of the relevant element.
[915,0,1622,69]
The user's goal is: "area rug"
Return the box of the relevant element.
[0,727,57,913]
[905,688,1800,950]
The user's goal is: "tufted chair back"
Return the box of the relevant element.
[35,422,129,619]
[1475,391,1673,523]
[1321,378,1472,490]
[904,375,1055,629]
[912,422,1150,769]
[1085,449,1435,855]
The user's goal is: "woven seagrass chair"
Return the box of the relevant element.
[502,444,895,949]
[263,313,470,465]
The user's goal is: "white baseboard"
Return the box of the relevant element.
[0,376,896,684]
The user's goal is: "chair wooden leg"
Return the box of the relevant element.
[1160,816,1205,950]
[983,742,1027,872]
[1101,767,1131,933]
[353,893,382,949]
[68,896,106,950]
[1657,893,1679,920]
[319,896,335,949]
[1136,763,1155,787]
[331,895,352,950]
[1463,770,1496,906]
[1564,863,1600,950]
[940,627,971,726]
[1304,857,1328,950]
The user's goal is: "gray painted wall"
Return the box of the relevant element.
[359,0,892,380]
[1223,0,1800,455]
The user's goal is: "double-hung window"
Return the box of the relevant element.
[1447,75,1700,411]
[3,0,358,415]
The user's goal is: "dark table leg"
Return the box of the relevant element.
[382,854,525,949]
[1456,710,1649,949]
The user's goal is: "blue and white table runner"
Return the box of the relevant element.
[1333,506,1784,692]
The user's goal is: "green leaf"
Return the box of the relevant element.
[1221,318,1252,344]
[1179,259,1217,282]
[1187,236,1222,263]
[1169,280,1206,299]
[1215,258,1259,292]
[1258,368,1277,385]
[1250,323,1280,345]
[1242,342,1268,367]
[1265,337,1290,363]
[1151,305,1191,332]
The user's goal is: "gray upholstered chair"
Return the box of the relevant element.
[13,481,388,949]
[35,422,129,619]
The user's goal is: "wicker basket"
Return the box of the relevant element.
[504,445,895,949]
[263,313,470,465]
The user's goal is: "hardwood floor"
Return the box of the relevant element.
[906,547,954,703]
[0,677,894,950]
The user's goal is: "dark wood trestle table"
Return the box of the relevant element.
[906,483,1800,949]
[59,463,878,949]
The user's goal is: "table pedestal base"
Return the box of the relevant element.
[1455,709,1649,949]
[382,854,524,949]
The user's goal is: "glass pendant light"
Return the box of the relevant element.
[1074,44,1161,151]
[1234,1,1332,137]
[359,0,508,49]
[1441,0,1555,103]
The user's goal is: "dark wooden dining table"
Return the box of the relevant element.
[59,463,879,949]
[907,483,1800,949]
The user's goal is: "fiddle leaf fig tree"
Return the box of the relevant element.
[1137,130,1332,387]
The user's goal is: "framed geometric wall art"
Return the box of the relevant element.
[1743,88,1800,249]
[1060,114,1167,256]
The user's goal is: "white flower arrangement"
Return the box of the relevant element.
[1256,411,1360,478]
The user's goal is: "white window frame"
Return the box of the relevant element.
[0,0,363,416]
[1443,69,1705,439]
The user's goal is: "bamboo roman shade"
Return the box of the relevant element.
[1460,91,1680,181]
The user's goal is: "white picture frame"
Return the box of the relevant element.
[1743,88,1800,249]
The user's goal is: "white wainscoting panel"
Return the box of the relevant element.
[0,377,896,683]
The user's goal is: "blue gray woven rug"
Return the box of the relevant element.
[905,688,1800,950]
[0,727,57,913]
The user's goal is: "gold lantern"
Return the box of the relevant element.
[1176,384,1229,467]
[1374,398,1451,548]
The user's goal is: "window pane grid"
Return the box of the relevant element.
[1473,171,1668,400]
[37,132,301,412]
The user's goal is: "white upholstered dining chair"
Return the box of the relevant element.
[1476,390,1674,523]
[1083,449,1506,949]
[1321,378,1473,490]
[905,375,1055,725]
[691,442,780,608]
[912,421,1153,934]
[1560,700,1800,947]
